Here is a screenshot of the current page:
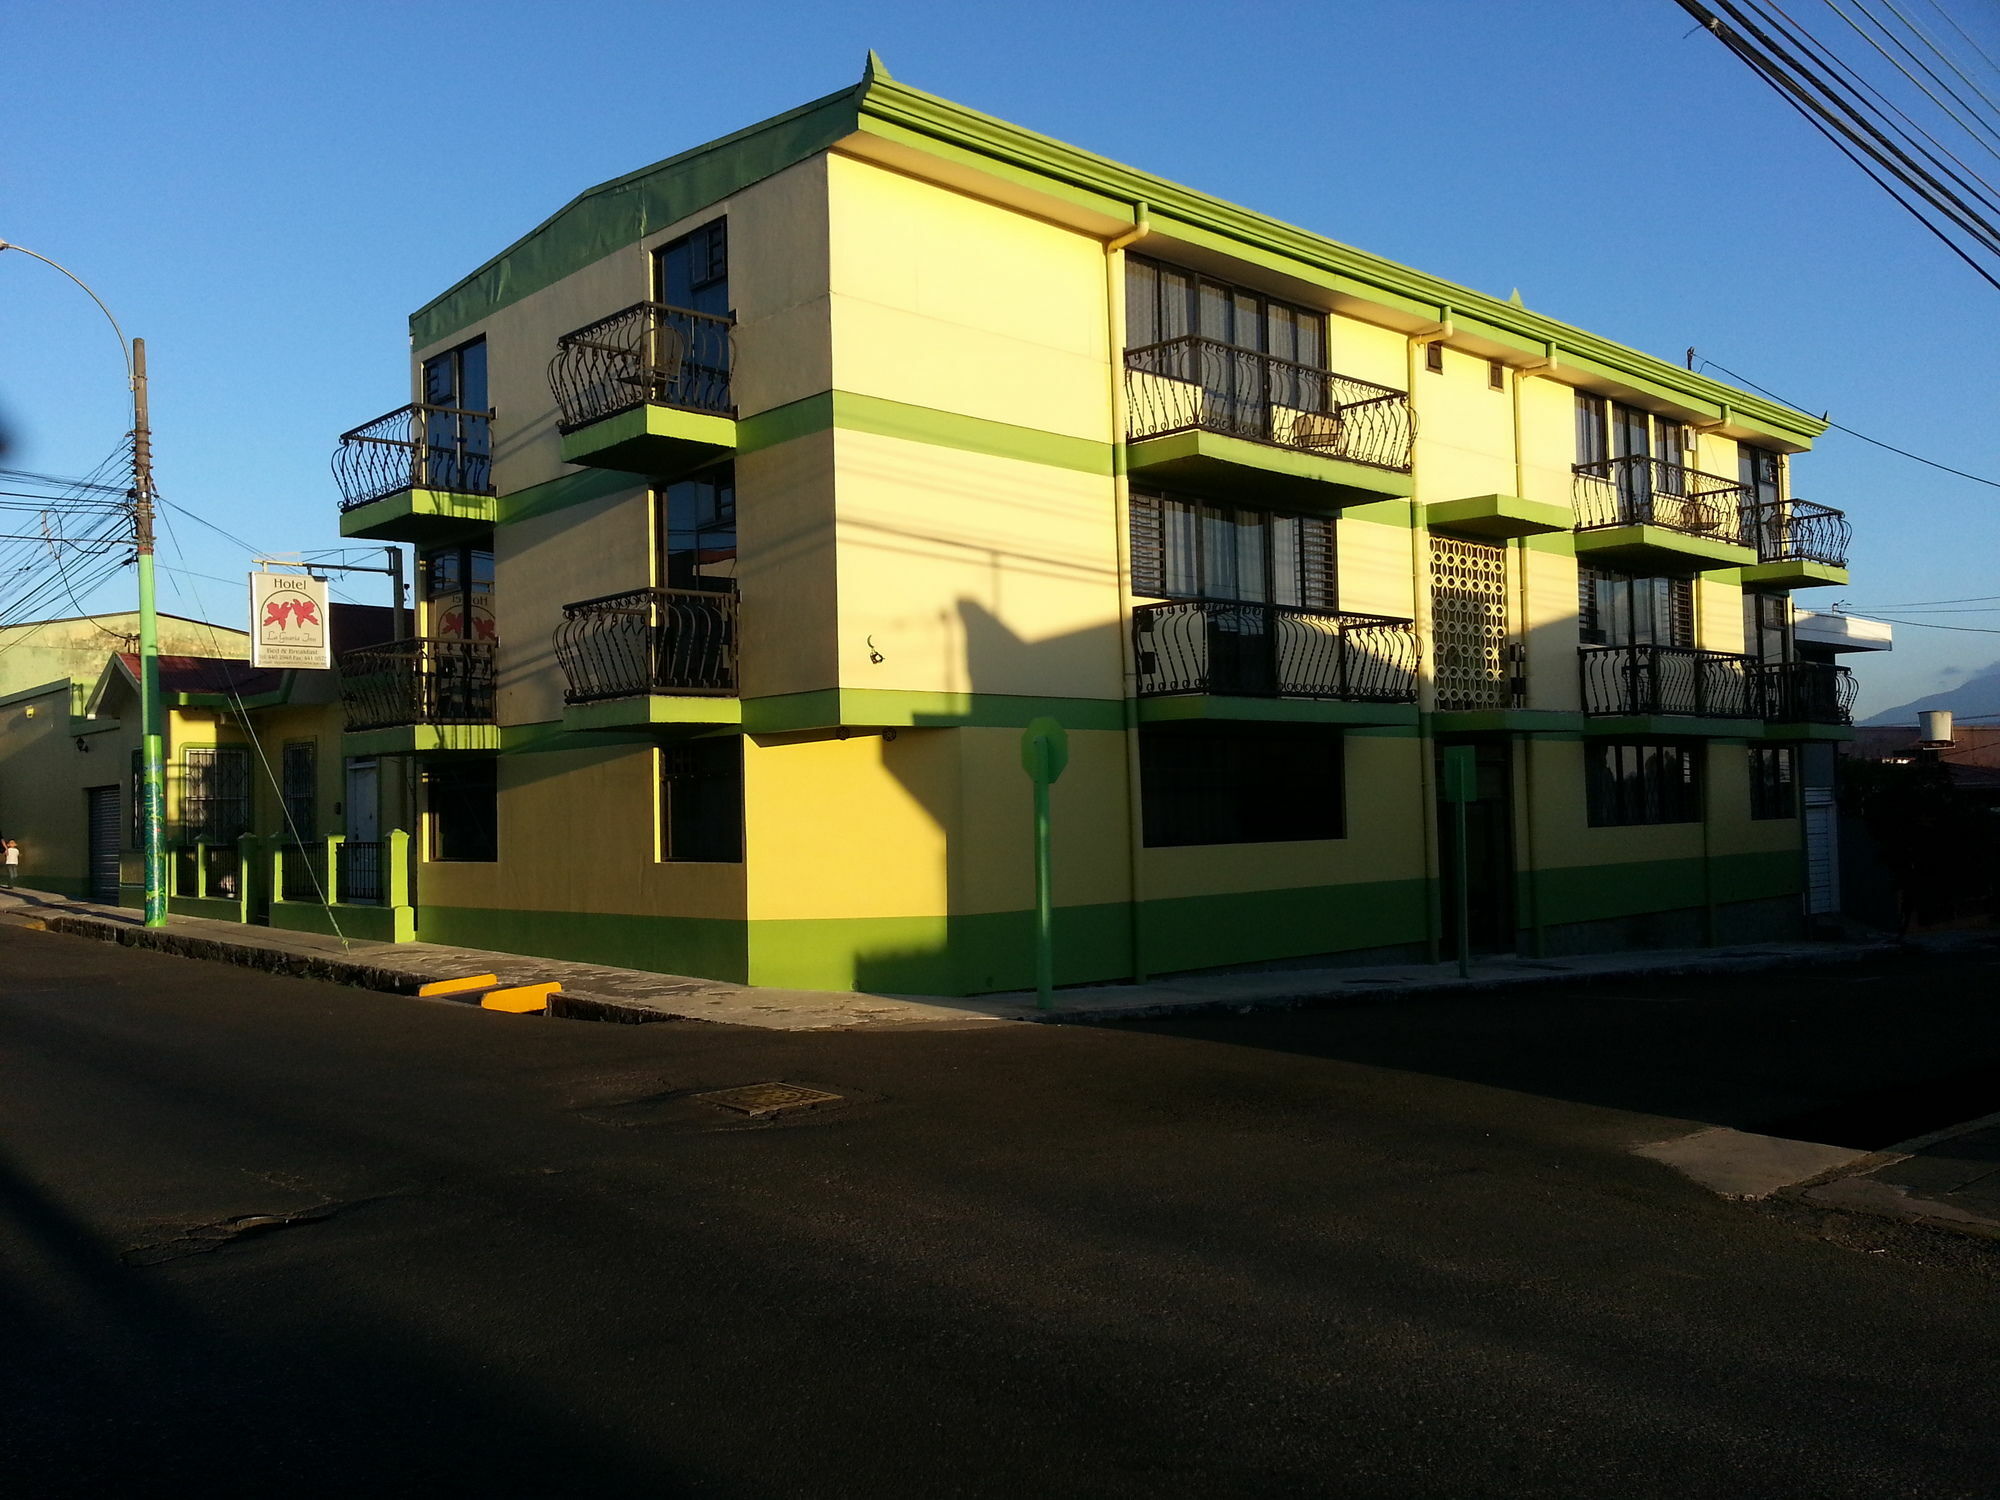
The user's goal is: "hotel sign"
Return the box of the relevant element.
[249,571,331,669]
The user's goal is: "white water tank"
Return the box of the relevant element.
[1919,710,1953,747]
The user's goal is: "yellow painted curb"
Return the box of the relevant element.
[479,982,560,1014]
[417,972,500,997]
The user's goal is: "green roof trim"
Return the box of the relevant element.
[410,66,1824,447]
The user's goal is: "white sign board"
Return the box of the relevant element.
[250,572,331,669]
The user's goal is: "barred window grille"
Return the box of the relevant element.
[281,740,317,842]
[1578,566,1693,647]
[183,747,250,845]
[1128,489,1335,607]
[1430,537,1513,710]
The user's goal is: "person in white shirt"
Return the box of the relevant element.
[3,839,19,889]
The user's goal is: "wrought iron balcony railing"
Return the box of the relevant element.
[1746,498,1851,568]
[1134,599,1420,702]
[334,403,494,512]
[550,301,735,432]
[1572,456,1751,545]
[553,585,739,704]
[1752,660,1856,724]
[1579,644,1756,717]
[338,637,496,732]
[1124,337,1415,472]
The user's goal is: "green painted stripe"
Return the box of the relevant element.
[498,467,636,526]
[744,687,1126,733]
[1532,849,1797,926]
[829,391,1111,473]
[418,904,750,984]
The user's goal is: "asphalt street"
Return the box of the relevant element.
[4,924,1999,1498]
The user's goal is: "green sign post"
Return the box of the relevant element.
[1440,745,1476,980]
[1019,717,1069,1010]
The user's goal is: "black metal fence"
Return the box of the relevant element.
[1134,600,1420,702]
[277,843,324,903]
[334,403,494,511]
[337,840,384,905]
[1753,660,1856,724]
[1579,644,1756,717]
[1746,499,1851,568]
[1123,337,1415,472]
[549,301,735,432]
[339,637,496,731]
[552,585,739,703]
[1572,456,1751,545]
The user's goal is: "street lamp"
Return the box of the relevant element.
[0,240,168,927]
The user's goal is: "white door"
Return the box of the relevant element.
[344,758,380,843]
[1803,789,1839,916]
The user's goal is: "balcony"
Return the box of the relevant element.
[1579,644,1758,730]
[333,403,496,543]
[550,301,736,475]
[1123,337,1415,508]
[338,637,497,752]
[551,585,742,730]
[1571,456,1758,571]
[1754,659,1856,729]
[1742,499,1852,590]
[1134,599,1420,726]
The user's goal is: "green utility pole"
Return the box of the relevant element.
[131,338,166,926]
[1019,716,1070,1010]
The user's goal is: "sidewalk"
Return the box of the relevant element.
[0,886,1895,1031]
[1794,1115,2000,1238]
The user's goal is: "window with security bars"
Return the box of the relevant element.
[659,739,743,863]
[182,746,250,844]
[1578,567,1694,647]
[1129,490,1336,607]
[1139,723,1343,847]
[1749,746,1797,820]
[1585,742,1701,827]
[1431,536,1515,710]
[281,740,317,842]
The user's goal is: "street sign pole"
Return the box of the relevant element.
[1019,717,1070,1012]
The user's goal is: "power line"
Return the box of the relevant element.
[1696,357,2000,487]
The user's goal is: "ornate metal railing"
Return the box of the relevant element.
[1572,456,1751,545]
[1746,498,1850,568]
[553,585,739,703]
[1752,660,1856,724]
[549,301,735,431]
[337,840,384,905]
[276,843,323,904]
[1123,337,1415,471]
[334,403,494,511]
[1134,600,1420,701]
[1579,644,1755,717]
[338,637,496,731]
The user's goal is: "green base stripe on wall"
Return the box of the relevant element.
[1531,850,1799,927]
[417,906,751,985]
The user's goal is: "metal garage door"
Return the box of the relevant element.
[86,785,120,904]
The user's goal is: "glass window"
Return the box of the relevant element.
[656,219,729,315]
[281,740,317,842]
[1130,491,1336,608]
[1585,742,1701,826]
[426,758,497,862]
[1739,445,1783,506]
[420,538,496,641]
[1575,393,1608,466]
[1125,256,1320,361]
[1579,567,1693,647]
[1742,591,1792,665]
[659,739,743,862]
[1140,724,1344,847]
[420,337,490,493]
[656,466,737,592]
[182,746,250,844]
[1749,746,1796,820]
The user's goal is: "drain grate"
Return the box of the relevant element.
[696,1083,842,1117]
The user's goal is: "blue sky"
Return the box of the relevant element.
[3,0,1995,717]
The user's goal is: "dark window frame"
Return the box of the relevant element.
[1125,256,1326,366]
[1749,745,1797,820]
[658,738,744,863]
[1585,741,1702,827]
[182,745,251,845]
[1578,566,1695,648]
[1488,359,1506,390]
[1129,489,1337,609]
[654,219,730,316]
[1425,342,1445,374]
[280,739,317,843]
[1139,722,1345,848]
[654,464,738,593]
[420,536,495,642]
[425,758,498,863]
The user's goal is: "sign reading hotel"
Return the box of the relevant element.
[249,571,331,669]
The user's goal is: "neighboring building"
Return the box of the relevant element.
[305,59,1861,993]
[0,605,407,936]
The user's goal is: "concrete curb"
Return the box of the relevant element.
[28,909,442,994]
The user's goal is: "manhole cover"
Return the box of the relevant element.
[696,1083,842,1117]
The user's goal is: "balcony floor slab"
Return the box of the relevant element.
[1429,709,1586,735]
[1425,494,1572,539]
[1760,721,1855,742]
[560,404,737,476]
[1579,714,1763,739]
[1124,429,1413,509]
[1137,694,1418,728]
[562,695,743,733]
[339,487,497,544]
[1739,559,1849,591]
[1572,523,1756,573]
[342,724,501,757]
